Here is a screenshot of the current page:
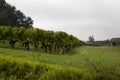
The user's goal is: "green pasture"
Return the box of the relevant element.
[0,46,120,80]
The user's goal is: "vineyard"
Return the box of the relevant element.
[0,26,82,54]
[0,0,120,80]
[0,26,119,80]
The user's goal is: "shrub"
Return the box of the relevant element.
[0,56,82,80]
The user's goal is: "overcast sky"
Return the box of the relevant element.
[6,0,120,41]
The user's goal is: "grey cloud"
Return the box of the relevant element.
[6,0,120,41]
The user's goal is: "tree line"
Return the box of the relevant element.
[0,0,33,28]
[110,38,120,46]
[0,26,82,54]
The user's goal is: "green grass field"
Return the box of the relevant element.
[0,46,120,80]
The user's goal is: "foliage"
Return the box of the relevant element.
[88,35,94,42]
[0,26,82,54]
[110,37,120,46]
[0,0,33,28]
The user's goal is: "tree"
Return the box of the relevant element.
[0,0,6,10]
[23,17,33,28]
[89,35,94,43]
[110,38,120,46]
[0,0,33,28]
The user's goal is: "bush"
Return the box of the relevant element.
[0,56,119,80]
[0,56,82,80]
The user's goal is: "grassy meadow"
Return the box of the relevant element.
[0,45,120,80]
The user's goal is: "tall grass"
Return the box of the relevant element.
[0,56,83,80]
[0,46,120,80]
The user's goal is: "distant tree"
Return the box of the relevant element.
[106,39,109,42]
[110,38,120,46]
[89,35,94,42]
